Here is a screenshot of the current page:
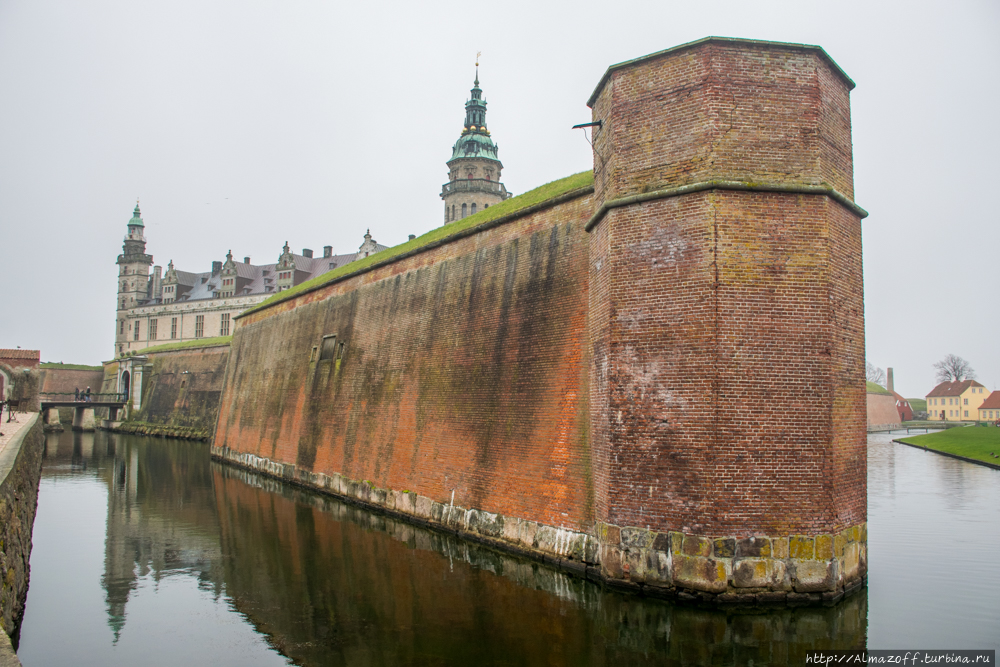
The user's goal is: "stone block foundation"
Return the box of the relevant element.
[213,445,865,604]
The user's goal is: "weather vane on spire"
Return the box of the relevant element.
[476,51,481,67]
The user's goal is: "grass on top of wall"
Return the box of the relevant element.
[40,362,103,371]
[133,336,233,355]
[239,170,595,319]
[908,398,927,412]
[866,381,890,395]
[897,426,1000,465]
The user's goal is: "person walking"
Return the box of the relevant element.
[85,386,91,402]
[74,388,80,401]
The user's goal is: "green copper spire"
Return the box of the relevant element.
[128,199,144,228]
[451,70,500,162]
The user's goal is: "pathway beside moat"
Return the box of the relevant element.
[0,411,35,454]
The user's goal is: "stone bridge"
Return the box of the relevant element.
[38,393,127,431]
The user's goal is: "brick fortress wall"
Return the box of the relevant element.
[129,345,231,438]
[213,37,867,604]
[215,193,596,534]
[587,38,866,599]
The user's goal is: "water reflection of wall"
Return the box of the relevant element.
[42,431,226,641]
[213,464,867,666]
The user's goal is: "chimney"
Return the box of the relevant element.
[244,256,250,264]
[408,234,416,241]
[152,265,163,299]
[212,261,222,274]
[887,367,894,393]
[302,248,313,258]
[323,246,332,258]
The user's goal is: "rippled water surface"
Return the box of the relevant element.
[13,430,999,665]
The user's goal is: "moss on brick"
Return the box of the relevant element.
[239,171,594,319]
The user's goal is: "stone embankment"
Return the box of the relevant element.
[0,412,43,666]
[106,421,210,440]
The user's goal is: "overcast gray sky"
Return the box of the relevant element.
[1,0,997,399]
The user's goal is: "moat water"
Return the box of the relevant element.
[13,430,1000,665]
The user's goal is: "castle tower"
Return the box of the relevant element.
[586,38,868,596]
[440,67,510,224]
[115,202,153,355]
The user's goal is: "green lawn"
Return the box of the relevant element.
[897,426,1000,466]
[40,362,103,371]
[134,336,232,355]
[866,381,890,394]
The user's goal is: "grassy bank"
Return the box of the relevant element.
[135,336,232,355]
[239,171,595,318]
[40,362,103,371]
[897,426,1000,465]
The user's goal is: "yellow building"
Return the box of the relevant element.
[978,391,1000,423]
[925,380,988,421]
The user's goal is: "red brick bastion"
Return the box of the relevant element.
[212,37,868,604]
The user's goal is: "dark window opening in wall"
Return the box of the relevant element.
[309,346,318,362]
[120,320,125,335]
[149,319,158,340]
[337,342,345,360]
[133,322,140,341]
[220,313,231,336]
[319,335,337,361]
[195,315,204,338]
[451,205,455,220]
[171,317,178,339]
[471,203,477,214]
[484,204,489,208]
[462,203,467,218]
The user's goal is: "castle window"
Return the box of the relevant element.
[337,342,345,360]
[462,203,467,218]
[171,318,177,339]
[220,313,230,336]
[471,203,476,214]
[319,335,337,361]
[133,322,140,341]
[484,204,489,209]
[149,319,157,340]
[309,346,318,362]
[452,205,455,220]
[195,315,204,338]
[120,320,125,335]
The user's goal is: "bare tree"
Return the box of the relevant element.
[933,354,976,383]
[866,362,885,387]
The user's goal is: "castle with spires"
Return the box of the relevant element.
[113,203,386,358]
[113,68,505,359]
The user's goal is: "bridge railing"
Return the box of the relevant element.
[39,392,127,403]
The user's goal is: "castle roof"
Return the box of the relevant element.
[450,131,501,163]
